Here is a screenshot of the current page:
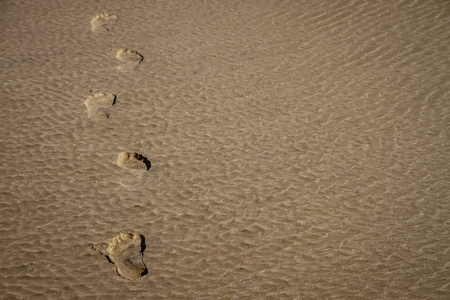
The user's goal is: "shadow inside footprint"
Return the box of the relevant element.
[117,152,151,171]
[84,93,116,120]
[116,48,143,72]
[95,233,148,280]
[91,13,119,31]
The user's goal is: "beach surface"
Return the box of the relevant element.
[1,0,449,298]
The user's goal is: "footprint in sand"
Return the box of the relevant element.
[91,13,119,31]
[84,93,116,120]
[94,233,148,280]
[116,48,143,72]
[117,152,151,171]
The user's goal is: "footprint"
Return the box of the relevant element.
[84,93,116,120]
[117,152,151,171]
[116,48,143,72]
[91,13,119,31]
[94,233,148,280]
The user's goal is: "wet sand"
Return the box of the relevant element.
[1,0,449,298]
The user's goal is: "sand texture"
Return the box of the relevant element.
[1,0,449,299]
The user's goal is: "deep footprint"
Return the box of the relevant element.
[116,48,143,72]
[95,233,148,280]
[84,93,116,120]
[91,13,119,31]
[117,152,151,171]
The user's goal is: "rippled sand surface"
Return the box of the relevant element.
[1,0,449,298]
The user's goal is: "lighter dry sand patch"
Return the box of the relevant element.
[117,152,151,171]
[91,13,119,31]
[116,48,143,72]
[84,93,116,120]
[94,233,148,280]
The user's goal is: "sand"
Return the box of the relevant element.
[1,0,449,298]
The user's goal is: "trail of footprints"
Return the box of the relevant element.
[87,13,149,280]
[84,48,143,119]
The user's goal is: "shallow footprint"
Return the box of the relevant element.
[94,233,148,280]
[84,93,116,120]
[116,48,143,72]
[117,152,151,171]
[91,13,119,31]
